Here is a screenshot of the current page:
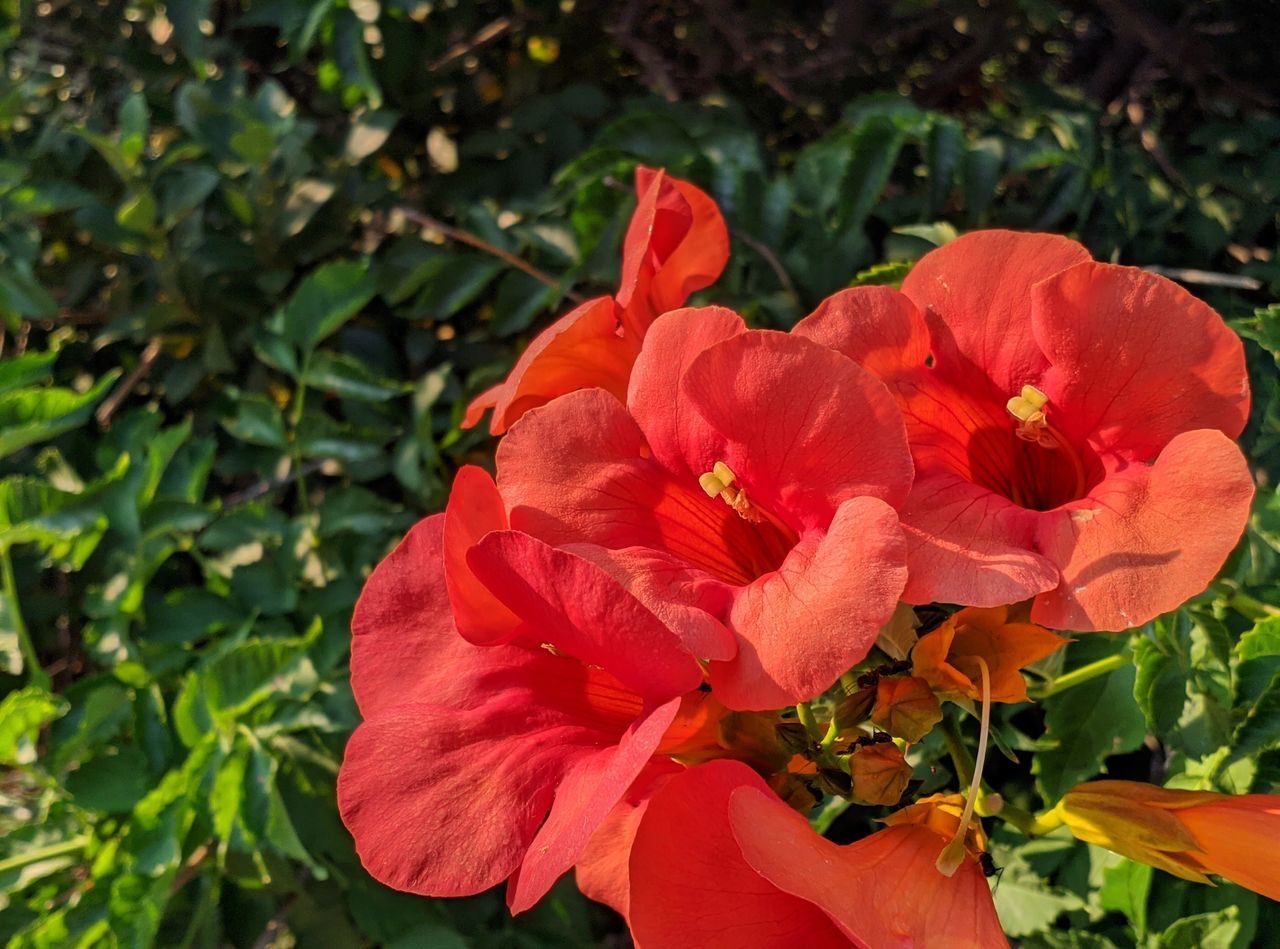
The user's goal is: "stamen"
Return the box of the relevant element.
[698,461,756,519]
[1006,385,1087,502]
[936,656,991,877]
[1006,385,1056,446]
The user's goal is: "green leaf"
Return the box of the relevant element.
[1133,633,1185,737]
[0,261,58,326]
[1237,615,1280,660]
[65,745,151,813]
[834,114,910,232]
[0,372,119,459]
[1035,643,1146,801]
[220,393,288,449]
[0,350,58,394]
[1157,906,1240,949]
[991,855,1086,938]
[0,687,69,766]
[1098,854,1152,939]
[303,350,410,402]
[1223,670,1280,766]
[280,260,377,351]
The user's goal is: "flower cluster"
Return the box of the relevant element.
[339,169,1274,945]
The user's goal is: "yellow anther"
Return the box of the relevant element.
[1006,384,1048,423]
[712,461,737,486]
[1007,385,1059,447]
[699,471,729,498]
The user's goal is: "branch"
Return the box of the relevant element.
[397,207,583,304]
[1142,265,1262,291]
[95,337,162,428]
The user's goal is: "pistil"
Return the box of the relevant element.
[698,462,794,537]
[936,656,991,877]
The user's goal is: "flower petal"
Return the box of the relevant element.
[1031,429,1254,630]
[507,697,683,913]
[569,543,737,661]
[499,388,789,586]
[899,473,1059,608]
[463,295,637,435]
[574,759,684,920]
[1178,798,1280,902]
[618,167,730,321]
[730,787,1009,948]
[901,230,1091,395]
[628,761,849,949]
[794,285,931,382]
[350,514,489,717]
[1033,262,1250,459]
[466,528,704,698]
[711,496,908,710]
[681,331,913,528]
[443,465,520,645]
[626,306,747,475]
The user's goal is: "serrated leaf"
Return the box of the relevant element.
[1157,907,1240,949]
[0,687,69,765]
[0,372,119,459]
[1035,645,1145,801]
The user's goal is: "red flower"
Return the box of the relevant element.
[463,167,729,435]
[797,230,1253,630]
[490,306,913,709]
[616,760,1007,948]
[337,514,706,913]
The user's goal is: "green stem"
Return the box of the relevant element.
[994,801,1066,837]
[795,702,824,742]
[2,545,49,690]
[288,354,311,514]
[1032,652,1128,700]
[940,712,974,787]
[0,836,89,874]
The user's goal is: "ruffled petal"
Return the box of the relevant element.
[682,331,913,529]
[729,787,1009,948]
[1033,261,1250,459]
[350,515,494,717]
[499,389,791,586]
[901,230,1091,395]
[463,295,637,435]
[899,473,1059,607]
[574,759,684,920]
[626,306,747,475]
[443,466,520,645]
[711,496,908,710]
[1031,428,1254,630]
[507,697,682,913]
[628,761,849,949]
[618,167,730,321]
[466,529,704,699]
[794,285,931,382]
[569,544,737,661]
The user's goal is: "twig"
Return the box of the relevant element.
[398,207,583,303]
[1120,95,1187,190]
[170,841,212,895]
[1143,265,1262,291]
[223,459,326,509]
[96,337,161,428]
[427,17,514,73]
[734,229,799,302]
[251,869,309,949]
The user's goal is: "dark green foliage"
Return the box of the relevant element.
[1,1,1279,945]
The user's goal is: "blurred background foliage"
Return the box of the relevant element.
[1,0,1279,945]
